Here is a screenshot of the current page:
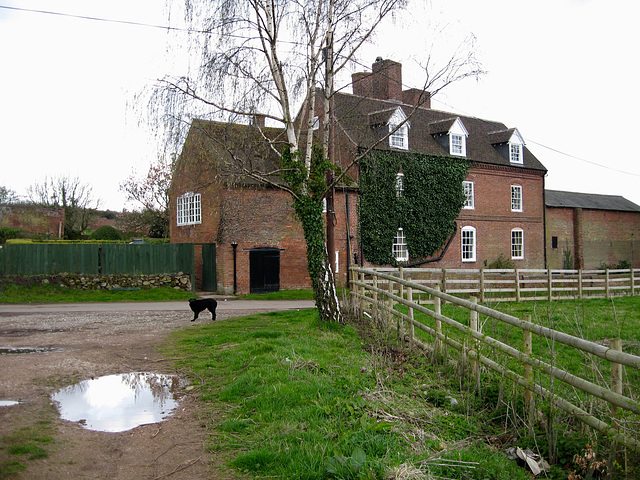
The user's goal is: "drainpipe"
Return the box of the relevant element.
[231,242,238,295]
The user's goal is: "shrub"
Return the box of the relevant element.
[485,254,515,269]
[0,227,23,244]
[90,225,122,241]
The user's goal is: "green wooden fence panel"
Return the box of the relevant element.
[101,244,194,275]
[0,243,196,276]
[0,244,100,275]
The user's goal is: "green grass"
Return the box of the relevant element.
[0,420,54,479]
[0,284,195,303]
[166,308,535,479]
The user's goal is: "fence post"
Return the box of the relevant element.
[407,277,414,350]
[515,268,521,302]
[359,271,365,314]
[434,284,442,353]
[441,268,447,294]
[523,316,534,436]
[469,297,479,378]
[548,269,553,302]
[606,269,611,299]
[480,268,485,303]
[388,273,395,333]
[631,267,635,296]
[610,338,623,419]
[578,269,583,299]
[372,269,379,324]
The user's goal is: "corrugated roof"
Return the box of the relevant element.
[545,190,640,212]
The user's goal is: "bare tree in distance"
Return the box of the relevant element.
[120,157,174,238]
[27,175,100,239]
[152,0,484,322]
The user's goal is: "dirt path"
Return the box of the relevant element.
[0,299,314,479]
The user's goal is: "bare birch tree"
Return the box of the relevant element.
[155,0,483,323]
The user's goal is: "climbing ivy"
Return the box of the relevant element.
[280,146,332,288]
[359,150,470,266]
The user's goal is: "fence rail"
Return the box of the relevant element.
[369,267,639,302]
[349,266,640,451]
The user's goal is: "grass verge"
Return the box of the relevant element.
[167,308,537,479]
[0,284,195,303]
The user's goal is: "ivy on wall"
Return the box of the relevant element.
[359,150,470,266]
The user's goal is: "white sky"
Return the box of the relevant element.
[1,0,639,210]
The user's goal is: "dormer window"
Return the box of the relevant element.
[448,118,468,156]
[509,142,523,164]
[451,134,464,156]
[507,129,524,164]
[429,117,468,157]
[489,127,525,165]
[388,108,409,150]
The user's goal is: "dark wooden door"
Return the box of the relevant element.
[250,248,280,294]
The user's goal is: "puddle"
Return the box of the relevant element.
[0,346,60,354]
[51,372,184,432]
[0,400,20,407]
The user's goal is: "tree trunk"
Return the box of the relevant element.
[294,196,343,323]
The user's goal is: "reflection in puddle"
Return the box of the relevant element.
[52,372,183,432]
[0,400,20,407]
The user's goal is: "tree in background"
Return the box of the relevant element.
[119,157,173,238]
[0,185,19,205]
[27,175,100,239]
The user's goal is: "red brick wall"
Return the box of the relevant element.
[546,207,640,269]
[0,205,65,237]
[398,164,547,269]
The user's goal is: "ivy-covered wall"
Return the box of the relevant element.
[359,151,469,266]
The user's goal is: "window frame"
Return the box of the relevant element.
[389,123,408,150]
[511,228,524,260]
[511,185,523,212]
[393,228,409,262]
[176,192,202,226]
[509,142,523,164]
[395,172,405,198]
[462,181,474,209]
[450,133,465,156]
[461,226,476,262]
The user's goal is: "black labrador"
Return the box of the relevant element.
[189,297,218,322]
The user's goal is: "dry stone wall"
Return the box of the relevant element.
[2,273,192,291]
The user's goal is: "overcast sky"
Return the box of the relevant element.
[1,0,638,211]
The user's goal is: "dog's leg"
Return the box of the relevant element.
[192,311,199,322]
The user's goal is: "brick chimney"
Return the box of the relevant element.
[372,58,403,102]
[351,58,430,108]
[403,88,431,108]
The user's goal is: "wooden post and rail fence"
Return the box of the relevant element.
[349,266,640,451]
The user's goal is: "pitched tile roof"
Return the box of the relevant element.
[334,91,547,172]
[545,190,640,212]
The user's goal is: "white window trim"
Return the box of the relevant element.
[393,228,409,262]
[461,226,476,262]
[448,117,468,157]
[508,129,525,165]
[389,108,409,150]
[462,181,474,209]
[511,228,524,259]
[509,143,523,164]
[395,172,405,198]
[511,185,523,212]
[177,192,202,226]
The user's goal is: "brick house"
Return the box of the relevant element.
[545,190,640,269]
[170,58,547,293]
